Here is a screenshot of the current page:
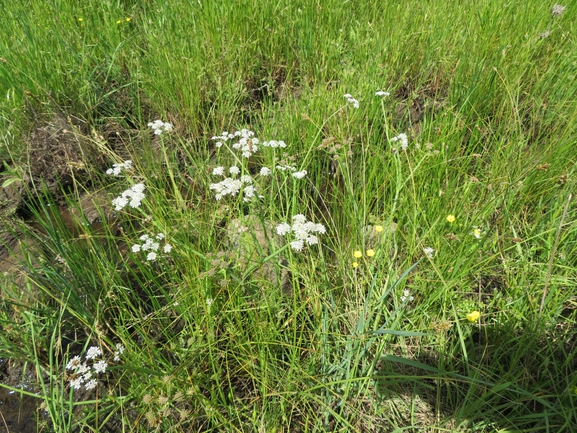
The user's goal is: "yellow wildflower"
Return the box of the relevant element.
[374,225,383,232]
[366,249,375,257]
[446,214,456,223]
[466,311,480,322]
[352,261,359,268]
[353,250,362,258]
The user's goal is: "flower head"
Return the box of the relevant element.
[390,133,408,151]
[344,94,360,109]
[400,289,414,303]
[374,225,383,232]
[446,214,456,223]
[66,356,82,370]
[112,183,146,211]
[466,311,481,322]
[354,250,363,258]
[147,120,173,135]
[85,346,102,360]
[352,261,359,268]
[375,91,390,97]
[276,216,325,252]
[106,160,132,176]
[366,249,375,257]
[423,247,436,259]
[471,227,483,239]
[551,4,566,16]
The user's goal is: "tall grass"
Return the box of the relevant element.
[1,0,576,431]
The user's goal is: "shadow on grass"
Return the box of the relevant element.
[375,316,577,432]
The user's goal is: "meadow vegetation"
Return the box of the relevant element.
[0,0,576,431]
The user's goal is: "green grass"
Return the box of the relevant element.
[1,0,576,431]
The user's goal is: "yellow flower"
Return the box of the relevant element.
[117,19,122,24]
[353,250,362,258]
[446,214,456,223]
[374,225,383,232]
[366,249,375,257]
[466,311,480,322]
[78,17,83,21]
[352,261,359,268]
[126,17,131,22]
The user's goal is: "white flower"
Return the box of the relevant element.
[243,185,256,201]
[344,94,360,108]
[112,184,146,211]
[156,233,165,240]
[262,140,286,148]
[400,289,414,303]
[260,167,271,176]
[106,160,133,176]
[293,229,309,240]
[229,166,240,175]
[206,298,213,306]
[276,223,291,236]
[76,363,90,375]
[551,4,566,16]
[212,166,225,176]
[70,377,84,388]
[148,120,173,135]
[147,252,157,261]
[391,133,408,151]
[93,360,108,374]
[85,346,102,360]
[375,91,390,97]
[240,175,253,184]
[210,177,243,200]
[292,170,307,179]
[131,244,141,253]
[113,344,125,362]
[66,356,82,370]
[423,247,435,258]
[112,196,128,211]
[84,379,98,391]
[163,244,172,253]
[277,216,325,252]
[306,235,318,245]
[314,224,326,234]
[292,214,307,224]
[290,240,304,251]
[471,227,483,239]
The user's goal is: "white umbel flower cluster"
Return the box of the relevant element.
[400,289,414,303]
[261,140,287,149]
[210,172,256,202]
[276,214,326,252]
[131,233,172,261]
[390,133,409,151]
[112,183,145,211]
[212,129,259,158]
[344,93,360,108]
[66,346,109,391]
[147,119,173,135]
[106,160,132,176]
[275,164,307,179]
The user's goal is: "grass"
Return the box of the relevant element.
[0,0,576,431]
